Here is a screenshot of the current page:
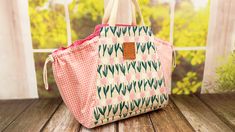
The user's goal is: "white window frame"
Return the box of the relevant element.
[32,0,207,52]
[31,0,207,94]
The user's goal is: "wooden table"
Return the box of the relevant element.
[0,93,235,132]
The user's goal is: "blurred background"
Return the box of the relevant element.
[29,0,210,97]
[0,0,234,99]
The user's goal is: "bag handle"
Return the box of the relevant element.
[132,0,145,25]
[43,55,54,90]
[102,0,145,26]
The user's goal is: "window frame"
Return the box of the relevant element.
[32,1,207,52]
[31,0,207,95]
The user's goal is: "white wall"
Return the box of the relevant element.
[0,0,38,99]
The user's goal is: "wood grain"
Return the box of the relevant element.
[80,123,117,132]
[171,95,233,132]
[149,101,194,132]
[0,99,34,131]
[118,114,154,132]
[42,103,80,132]
[3,98,62,132]
[198,93,235,129]
[1,94,235,131]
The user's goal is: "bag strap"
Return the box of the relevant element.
[132,0,145,25]
[43,55,54,90]
[102,0,115,24]
[107,0,119,25]
[102,0,145,26]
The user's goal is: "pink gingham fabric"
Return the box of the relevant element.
[155,38,173,93]
[48,24,173,128]
[52,36,99,128]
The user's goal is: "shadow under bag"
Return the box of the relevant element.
[43,0,173,128]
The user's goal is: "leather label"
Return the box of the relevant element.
[123,42,136,60]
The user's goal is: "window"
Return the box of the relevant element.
[172,0,209,94]
[28,0,210,97]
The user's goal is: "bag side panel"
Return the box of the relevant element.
[52,39,99,128]
[155,38,173,94]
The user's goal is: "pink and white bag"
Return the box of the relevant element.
[43,0,173,128]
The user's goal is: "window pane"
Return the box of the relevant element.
[68,0,104,41]
[172,50,205,94]
[28,0,171,49]
[30,0,208,97]
[174,0,210,47]
[140,1,170,41]
[34,53,60,98]
[68,0,170,41]
[29,0,67,49]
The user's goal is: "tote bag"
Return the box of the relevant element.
[43,0,173,128]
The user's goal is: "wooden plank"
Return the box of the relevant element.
[0,99,34,131]
[198,93,235,129]
[42,103,80,132]
[118,114,154,132]
[80,123,117,132]
[4,98,62,132]
[171,95,233,132]
[149,101,194,132]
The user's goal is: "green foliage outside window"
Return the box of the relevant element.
[216,54,235,92]
[172,72,202,94]
[28,0,210,97]
[29,0,67,49]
